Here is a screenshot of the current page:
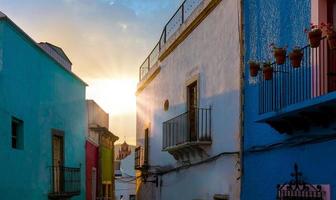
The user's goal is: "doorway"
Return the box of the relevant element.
[187,81,198,141]
[92,168,97,200]
[52,130,64,193]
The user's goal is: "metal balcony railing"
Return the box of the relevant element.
[49,166,81,198]
[139,0,203,81]
[162,107,211,150]
[259,36,336,114]
[134,146,145,170]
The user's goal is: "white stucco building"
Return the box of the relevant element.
[135,0,243,200]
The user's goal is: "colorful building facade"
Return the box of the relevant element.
[0,11,87,199]
[242,0,336,199]
[86,100,119,200]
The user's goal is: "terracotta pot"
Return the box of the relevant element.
[308,29,322,48]
[327,31,336,50]
[273,48,286,65]
[249,62,260,77]
[289,50,303,68]
[263,65,273,80]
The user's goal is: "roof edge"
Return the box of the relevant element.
[0,11,87,86]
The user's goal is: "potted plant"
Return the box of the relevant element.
[248,60,260,77]
[305,23,322,48]
[262,62,273,80]
[289,47,303,68]
[322,23,336,50]
[270,43,287,65]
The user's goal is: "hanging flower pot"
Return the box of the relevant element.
[322,23,336,50]
[306,24,322,48]
[273,47,287,65]
[270,43,287,65]
[289,47,303,68]
[327,31,336,50]
[248,60,260,77]
[263,63,273,80]
[308,29,322,48]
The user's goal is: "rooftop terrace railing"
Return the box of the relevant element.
[259,36,336,114]
[139,0,203,81]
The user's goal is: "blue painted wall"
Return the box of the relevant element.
[241,0,336,199]
[0,18,86,199]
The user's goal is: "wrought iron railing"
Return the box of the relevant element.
[134,146,144,170]
[259,36,336,114]
[277,164,323,200]
[139,0,203,81]
[49,166,81,197]
[162,107,211,150]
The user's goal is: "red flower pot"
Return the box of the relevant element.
[263,65,273,80]
[273,48,286,65]
[249,62,260,77]
[308,29,322,48]
[327,31,336,50]
[289,50,303,68]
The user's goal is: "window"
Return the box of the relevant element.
[11,117,23,149]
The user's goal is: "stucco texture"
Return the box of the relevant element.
[240,0,336,200]
[136,0,241,199]
[0,19,86,199]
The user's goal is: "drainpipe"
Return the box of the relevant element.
[238,0,245,198]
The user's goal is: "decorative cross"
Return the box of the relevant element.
[291,163,303,186]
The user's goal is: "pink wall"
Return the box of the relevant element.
[86,141,99,200]
[311,0,329,97]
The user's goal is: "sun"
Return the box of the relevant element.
[86,78,137,116]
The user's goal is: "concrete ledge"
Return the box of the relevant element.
[136,64,161,95]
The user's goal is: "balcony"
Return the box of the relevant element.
[162,107,211,161]
[139,0,203,81]
[258,37,336,134]
[48,166,81,199]
[134,146,146,170]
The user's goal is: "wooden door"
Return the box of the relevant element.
[52,132,64,193]
[92,168,97,200]
[187,81,198,141]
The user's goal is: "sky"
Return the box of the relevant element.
[0,0,182,145]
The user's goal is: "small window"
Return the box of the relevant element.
[11,117,24,149]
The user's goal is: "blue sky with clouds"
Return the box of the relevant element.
[0,0,182,144]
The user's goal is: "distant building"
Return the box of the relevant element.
[0,11,87,199]
[135,0,242,199]
[117,141,132,160]
[115,141,136,200]
[86,100,119,200]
